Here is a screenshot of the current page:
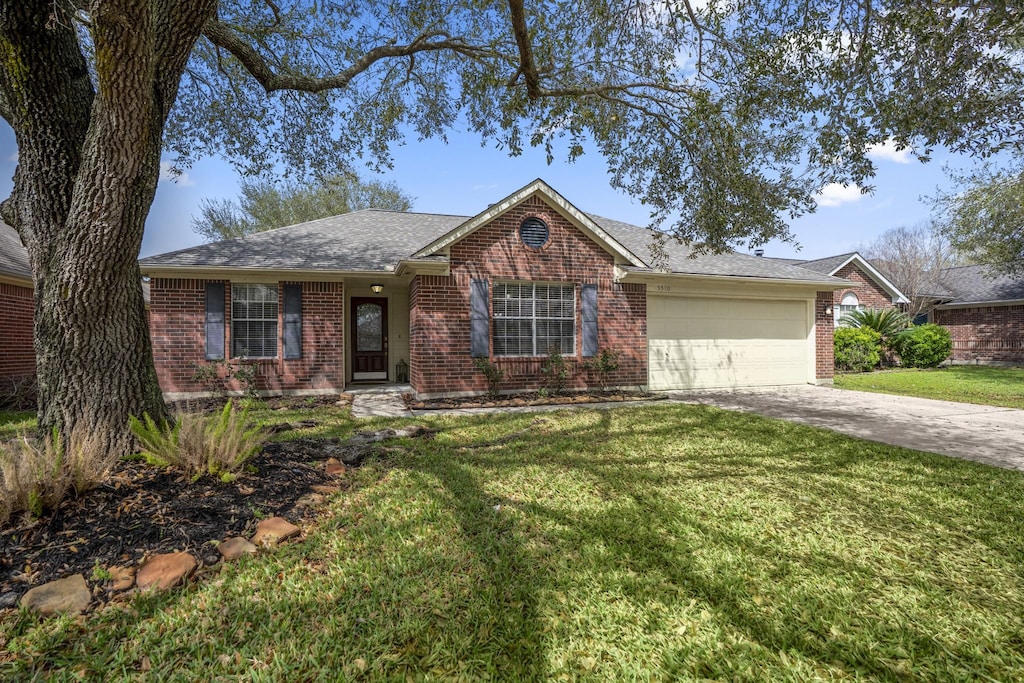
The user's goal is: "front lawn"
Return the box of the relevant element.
[835,365,1024,410]
[3,403,1024,680]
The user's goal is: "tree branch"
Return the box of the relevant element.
[202,20,491,93]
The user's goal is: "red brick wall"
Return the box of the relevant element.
[833,262,895,309]
[0,281,35,381]
[816,291,835,381]
[150,278,344,395]
[933,305,1024,363]
[410,195,648,396]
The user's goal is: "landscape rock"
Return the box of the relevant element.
[325,457,346,476]
[218,537,257,561]
[310,484,341,495]
[0,591,21,609]
[136,552,197,591]
[251,517,301,547]
[108,566,136,591]
[20,574,91,615]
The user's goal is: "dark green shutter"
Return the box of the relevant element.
[470,279,489,357]
[205,282,225,360]
[581,284,598,357]
[283,284,302,360]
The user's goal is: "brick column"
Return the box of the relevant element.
[815,291,834,383]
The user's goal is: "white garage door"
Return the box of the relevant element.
[648,295,811,390]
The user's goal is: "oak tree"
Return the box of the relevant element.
[0,1,1021,454]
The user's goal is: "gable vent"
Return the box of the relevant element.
[519,217,550,248]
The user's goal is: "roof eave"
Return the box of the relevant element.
[828,253,910,304]
[935,297,1024,309]
[139,264,402,280]
[619,268,852,290]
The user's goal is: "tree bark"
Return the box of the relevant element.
[0,0,216,455]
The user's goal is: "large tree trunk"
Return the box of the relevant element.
[0,0,217,455]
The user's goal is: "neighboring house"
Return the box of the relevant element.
[768,252,909,325]
[139,179,850,399]
[926,266,1024,364]
[0,220,34,384]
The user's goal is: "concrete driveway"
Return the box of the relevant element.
[670,385,1024,472]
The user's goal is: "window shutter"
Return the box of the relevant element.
[283,284,302,360]
[470,278,489,357]
[581,284,598,357]
[205,282,225,360]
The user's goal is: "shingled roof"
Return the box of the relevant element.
[0,220,31,283]
[932,264,1024,305]
[141,187,848,286]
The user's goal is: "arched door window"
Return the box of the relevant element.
[836,292,861,325]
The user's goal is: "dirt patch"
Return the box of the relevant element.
[0,437,353,594]
[405,390,665,410]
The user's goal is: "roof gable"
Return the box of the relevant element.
[831,254,909,304]
[412,179,647,267]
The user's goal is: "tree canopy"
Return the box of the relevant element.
[193,175,414,241]
[1,0,1023,454]
[933,162,1024,274]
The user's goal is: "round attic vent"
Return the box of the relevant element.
[519,217,550,248]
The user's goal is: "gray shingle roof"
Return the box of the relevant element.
[0,220,31,282]
[140,206,847,285]
[587,216,847,283]
[933,265,1024,304]
[140,209,467,271]
[769,253,856,275]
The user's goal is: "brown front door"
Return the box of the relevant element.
[352,297,388,381]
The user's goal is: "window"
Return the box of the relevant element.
[493,282,575,356]
[232,284,278,357]
[836,292,861,326]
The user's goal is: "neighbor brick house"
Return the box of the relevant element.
[769,252,909,325]
[927,266,1024,364]
[139,180,849,398]
[0,220,34,385]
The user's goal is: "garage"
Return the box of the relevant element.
[647,294,814,390]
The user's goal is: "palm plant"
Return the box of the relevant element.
[839,308,911,365]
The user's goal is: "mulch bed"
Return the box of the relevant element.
[406,390,666,410]
[167,393,344,414]
[0,435,358,600]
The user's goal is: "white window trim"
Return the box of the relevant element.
[493,281,576,357]
[231,283,279,359]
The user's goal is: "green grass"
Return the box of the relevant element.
[3,403,1024,681]
[0,410,34,441]
[835,366,1024,410]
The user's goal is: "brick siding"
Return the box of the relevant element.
[815,290,835,380]
[150,278,344,394]
[0,282,34,382]
[933,305,1024,363]
[833,262,895,309]
[410,195,648,396]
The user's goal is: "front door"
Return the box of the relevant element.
[352,297,388,381]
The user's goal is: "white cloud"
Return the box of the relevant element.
[159,161,195,187]
[867,139,912,164]
[816,183,863,207]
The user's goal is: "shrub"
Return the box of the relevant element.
[586,348,620,391]
[192,356,260,400]
[540,347,570,394]
[834,327,882,372]
[0,375,37,411]
[839,307,911,365]
[1,425,117,526]
[129,401,264,482]
[892,324,953,368]
[472,357,505,400]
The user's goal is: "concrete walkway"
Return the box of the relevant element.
[349,385,414,419]
[670,385,1024,472]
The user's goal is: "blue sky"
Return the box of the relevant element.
[0,121,977,261]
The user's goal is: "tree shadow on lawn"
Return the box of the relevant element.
[404,405,1024,679]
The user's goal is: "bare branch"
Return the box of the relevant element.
[202,19,492,94]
